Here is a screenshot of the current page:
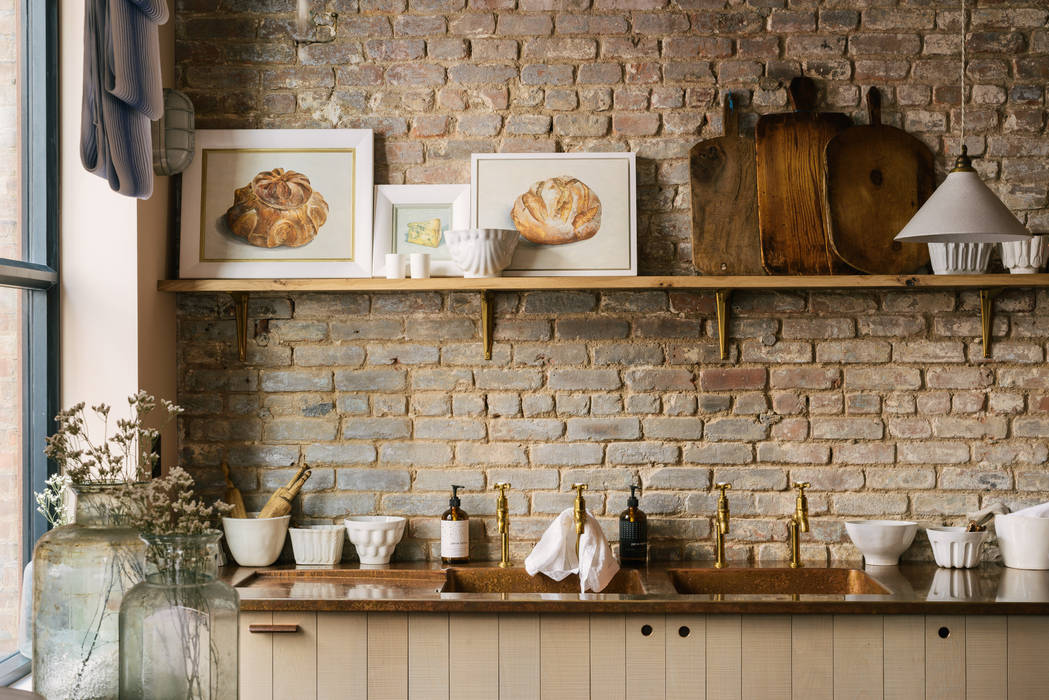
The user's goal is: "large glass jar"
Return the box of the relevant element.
[32,483,146,700]
[119,532,238,700]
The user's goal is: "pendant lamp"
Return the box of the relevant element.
[894,0,1030,244]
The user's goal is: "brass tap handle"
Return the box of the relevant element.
[494,483,512,567]
[572,483,588,532]
[793,482,810,495]
[494,483,511,531]
[715,482,732,497]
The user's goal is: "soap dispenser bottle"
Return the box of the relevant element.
[619,483,648,568]
[441,485,469,565]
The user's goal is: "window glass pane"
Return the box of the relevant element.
[0,0,20,261]
[0,286,22,658]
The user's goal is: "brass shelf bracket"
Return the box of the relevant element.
[979,288,1001,359]
[231,292,249,362]
[715,289,732,361]
[481,290,494,361]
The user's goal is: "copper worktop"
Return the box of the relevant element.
[226,561,1049,615]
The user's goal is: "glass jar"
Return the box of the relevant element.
[32,483,146,700]
[119,531,238,700]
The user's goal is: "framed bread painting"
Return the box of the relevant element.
[178,129,373,278]
[372,184,470,277]
[471,152,637,276]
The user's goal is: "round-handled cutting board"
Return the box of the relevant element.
[689,95,764,275]
[824,87,934,274]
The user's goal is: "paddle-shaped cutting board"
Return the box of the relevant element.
[824,87,935,274]
[689,95,763,275]
[756,77,852,274]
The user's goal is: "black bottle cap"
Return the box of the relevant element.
[450,484,463,508]
[627,484,640,508]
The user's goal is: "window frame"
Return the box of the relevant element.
[0,0,58,685]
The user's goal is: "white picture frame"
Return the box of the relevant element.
[471,152,638,277]
[372,184,470,277]
[179,129,373,279]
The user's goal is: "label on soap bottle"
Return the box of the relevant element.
[441,520,469,559]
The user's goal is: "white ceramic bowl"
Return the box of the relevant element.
[995,513,1049,570]
[1000,235,1049,274]
[344,516,406,565]
[222,515,290,567]
[444,228,520,278]
[928,242,992,274]
[289,525,345,566]
[926,526,988,569]
[845,520,918,566]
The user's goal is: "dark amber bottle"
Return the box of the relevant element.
[441,485,469,565]
[619,484,648,568]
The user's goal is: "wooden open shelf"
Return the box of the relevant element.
[159,273,1049,293]
[158,274,1049,363]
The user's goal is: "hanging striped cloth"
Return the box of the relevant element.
[80,0,168,199]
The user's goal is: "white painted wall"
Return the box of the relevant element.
[59,1,176,468]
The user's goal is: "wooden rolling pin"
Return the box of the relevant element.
[222,459,248,519]
[258,456,311,518]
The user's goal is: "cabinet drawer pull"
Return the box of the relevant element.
[641,624,653,637]
[249,624,300,634]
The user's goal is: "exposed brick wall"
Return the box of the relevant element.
[178,289,1049,564]
[175,2,1049,564]
[176,1,1049,273]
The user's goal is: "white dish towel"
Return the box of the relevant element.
[1012,501,1049,518]
[525,508,620,593]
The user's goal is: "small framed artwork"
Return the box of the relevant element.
[471,152,637,276]
[179,129,373,278]
[372,184,470,277]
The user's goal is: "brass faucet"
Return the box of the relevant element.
[714,482,731,568]
[572,483,588,555]
[495,482,511,568]
[789,482,810,569]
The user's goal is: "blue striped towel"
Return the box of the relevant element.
[81,0,168,199]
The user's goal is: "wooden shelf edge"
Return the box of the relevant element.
[158,274,1049,294]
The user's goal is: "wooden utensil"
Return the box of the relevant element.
[258,454,311,519]
[756,77,853,274]
[222,459,247,519]
[689,94,763,275]
[824,87,935,274]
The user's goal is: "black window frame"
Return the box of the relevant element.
[0,0,58,685]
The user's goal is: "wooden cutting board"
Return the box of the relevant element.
[689,94,763,275]
[756,77,853,274]
[824,87,935,274]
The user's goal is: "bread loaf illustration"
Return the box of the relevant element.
[511,176,601,245]
[225,168,329,248]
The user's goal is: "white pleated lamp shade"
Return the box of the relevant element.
[895,154,1031,244]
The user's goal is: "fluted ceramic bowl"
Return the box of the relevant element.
[1000,235,1049,274]
[344,516,406,565]
[926,526,988,569]
[444,228,520,278]
[289,524,346,566]
[928,242,993,274]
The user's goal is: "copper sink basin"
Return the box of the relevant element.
[444,567,645,595]
[667,568,890,596]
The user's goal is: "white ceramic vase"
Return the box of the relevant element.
[1000,235,1049,274]
[927,242,993,274]
[444,228,520,278]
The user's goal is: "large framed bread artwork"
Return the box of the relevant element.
[470,152,638,276]
[179,129,374,278]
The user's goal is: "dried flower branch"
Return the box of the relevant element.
[35,473,71,528]
[121,467,232,537]
[44,391,183,484]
